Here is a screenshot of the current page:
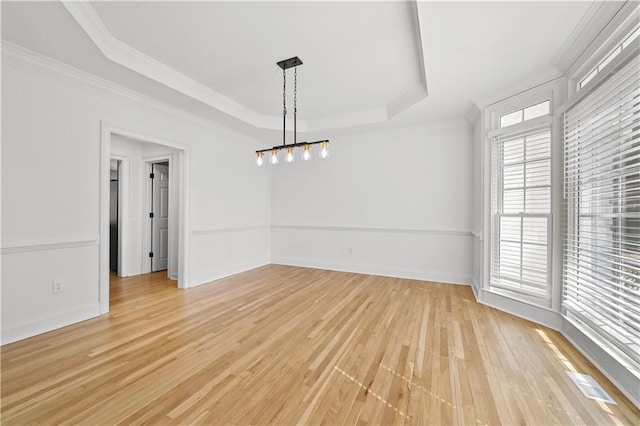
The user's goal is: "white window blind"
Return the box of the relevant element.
[563,53,640,375]
[491,127,552,301]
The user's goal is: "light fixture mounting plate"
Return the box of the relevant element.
[277,56,303,70]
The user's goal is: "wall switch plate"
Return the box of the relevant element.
[52,280,63,294]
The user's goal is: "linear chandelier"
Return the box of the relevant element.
[255,56,330,166]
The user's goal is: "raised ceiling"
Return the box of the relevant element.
[2,1,594,137]
[92,1,424,120]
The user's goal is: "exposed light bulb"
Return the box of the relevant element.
[319,141,329,159]
[256,152,264,166]
[270,149,279,165]
[301,144,311,161]
[285,147,295,163]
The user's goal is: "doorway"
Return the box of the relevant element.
[109,159,120,273]
[150,161,169,273]
[100,123,191,315]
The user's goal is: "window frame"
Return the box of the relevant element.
[568,6,640,99]
[489,91,554,131]
[577,24,639,92]
[486,102,556,307]
[562,50,640,375]
[499,100,551,129]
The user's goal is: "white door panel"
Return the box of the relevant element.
[152,163,169,272]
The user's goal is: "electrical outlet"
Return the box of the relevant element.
[52,280,63,294]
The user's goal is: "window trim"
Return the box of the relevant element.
[577,24,639,92]
[559,39,639,116]
[488,89,554,132]
[498,101,551,129]
[491,211,553,300]
[489,115,552,139]
[568,4,640,98]
[562,51,640,376]
[488,121,554,307]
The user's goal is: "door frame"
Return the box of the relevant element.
[109,155,127,277]
[100,122,191,314]
[142,156,174,277]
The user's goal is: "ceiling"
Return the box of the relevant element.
[2,1,594,139]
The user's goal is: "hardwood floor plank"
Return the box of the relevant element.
[2,265,638,425]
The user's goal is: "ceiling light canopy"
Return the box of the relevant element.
[256,57,330,166]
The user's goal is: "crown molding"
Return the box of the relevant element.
[569,2,640,84]
[60,1,284,131]
[386,83,428,119]
[1,41,265,147]
[380,0,430,120]
[307,107,389,133]
[311,117,470,141]
[416,117,471,132]
[552,1,629,76]
[60,0,429,133]
[473,69,563,111]
[465,102,482,126]
[474,2,637,114]
[411,0,429,97]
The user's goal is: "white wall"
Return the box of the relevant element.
[470,109,483,296]
[271,121,474,284]
[1,51,271,344]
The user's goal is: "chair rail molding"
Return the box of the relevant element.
[271,224,473,237]
[192,225,271,236]
[1,236,100,254]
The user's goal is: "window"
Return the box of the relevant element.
[499,101,550,128]
[564,53,640,375]
[622,26,640,49]
[490,123,552,302]
[578,24,640,91]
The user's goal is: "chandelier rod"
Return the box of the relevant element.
[255,139,329,154]
[294,65,297,146]
[282,67,286,147]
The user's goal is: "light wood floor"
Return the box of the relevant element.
[2,265,638,425]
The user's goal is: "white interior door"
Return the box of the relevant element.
[151,163,169,272]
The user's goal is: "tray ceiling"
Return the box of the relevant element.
[2,1,593,136]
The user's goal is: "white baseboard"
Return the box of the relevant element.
[561,319,640,410]
[189,258,271,288]
[470,279,480,300]
[2,303,101,345]
[476,289,562,330]
[271,257,472,285]
[472,287,639,409]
